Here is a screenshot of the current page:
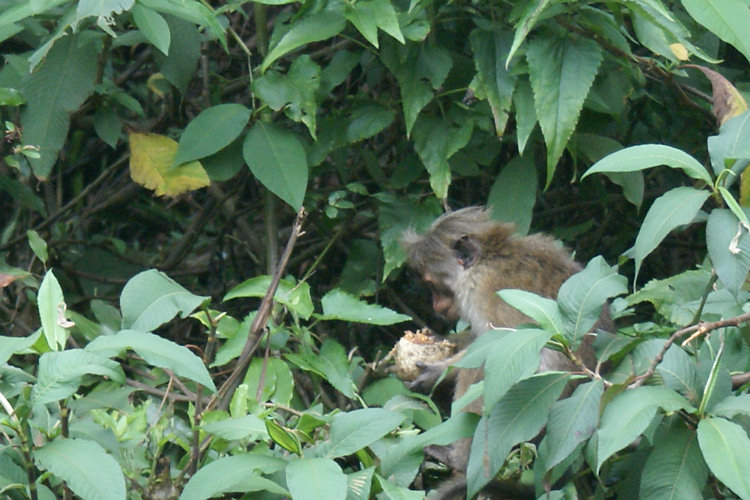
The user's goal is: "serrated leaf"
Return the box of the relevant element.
[597,386,694,472]
[527,34,602,185]
[21,34,98,179]
[380,46,434,137]
[287,458,347,500]
[633,187,710,283]
[496,289,564,335]
[470,28,516,137]
[707,209,750,297]
[132,4,170,55]
[120,269,209,331]
[325,408,405,458]
[285,338,358,397]
[345,0,404,48]
[173,104,251,166]
[181,454,288,499]
[262,12,346,72]
[681,0,750,66]
[412,115,473,199]
[466,372,569,497]
[640,423,707,500]
[488,155,537,235]
[697,417,750,500]
[243,122,308,210]
[32,350,125,405]
[583,144,713,184]
[38,269,68,350]
[129,133,210,196]
[545,380,603,470]
[319,289,410,325]
[86,329,216,392]
[34,438,126,500]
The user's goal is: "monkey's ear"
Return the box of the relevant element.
[453,236,479,268]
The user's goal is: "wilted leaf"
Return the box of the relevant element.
[684,64,748,124]
[129,132,210,196]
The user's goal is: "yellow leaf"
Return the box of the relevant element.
[669,43,689,61]
[685,65,749,124]
[129,133,210,197]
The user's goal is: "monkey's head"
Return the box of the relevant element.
[400,206,514,320]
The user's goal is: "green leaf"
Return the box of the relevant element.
[707,209,750,298]
[557,256,627,344]
[545,380,603,470]
[470,28,516,137]
[633,187,710,283]
[266,418,302,454]
[93,106,122,148]
[224,276,313,319]
[38,269,68,350]
[682,0,750,65]
[513,79,537,155]
[262,12,346,72]
[597,386,695,472]
[139,0,226,51]
[708,111,750,177]
[86,329,217,392]
[32,350,125,405]
[131,4,170,55]
[711,394,750,418]
[344,104,395,144]
[181,454,288,499]
[640,423,707,500]
[173,104,251,166]
[481,328,552,412]
[345,0,404,48]
[243,122,308,210]
[487,155,537,235]
[380,45,434,137]
[285,338,358,397]
[27,229,48,263]
[201,414,269,441]
[496,289,564,336]
[505,0,556,67]
[526,34,602,185]
[33,438,126,500]
[319,289,410,325]
[466,372,569,497]
[0,331,41,364]
[21,34,98,179]
[158,17,201,94]
[582,144,713,185]
[120,269,209,332]
[244,357,294,405]
[697,417,750,500]
[0,175,46,215]
[287,458,347,500]
[324,408,405,458]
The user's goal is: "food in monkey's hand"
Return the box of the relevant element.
[391,328,456,381]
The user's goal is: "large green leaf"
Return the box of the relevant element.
[496,289,564,336]
[286,458,347,500]
[706,209,750,298]
[243,122,308,210]
[557,256,627,344]
[181,454,288,499]
[131,4,170,55]
[120,269,209,332]
[21,34,98,179]
[261,12,346,72]
[544,380,603,470]
[697,417,750,500]
[157,16,201,94]
[711,394,750,418]
[37,269,68,350]
[34,438,126,500]
[488,155,538,235]
[173,104,251,166]
[470,28,516,137]
[223,276,313,319]
[139,0,226,51]
[323,408,405,458]
[466,372,569,497]
[86,329,217,392]
[640,423,707,500]
[707,111,750,177]
[682,0,750,65]
[344,0,404,48]
[582,144,713,184]
[526,34,602,185]
[633,187,710,283]
[32,350,125,405]
[597,386,695,472]
[319,289,410,325]
[285,338,357,398]
[482,328,552,412]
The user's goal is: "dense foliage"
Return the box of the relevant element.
[1,0,750,498]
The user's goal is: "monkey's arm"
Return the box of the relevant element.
[406,330,473,393]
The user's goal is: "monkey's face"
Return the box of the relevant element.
[424,273,460,321]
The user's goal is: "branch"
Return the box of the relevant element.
[206,207,307,411]
[628,311,750,389]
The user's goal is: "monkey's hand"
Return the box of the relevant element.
[406,360,452,393]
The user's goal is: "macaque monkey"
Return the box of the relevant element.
[401,207,607,498]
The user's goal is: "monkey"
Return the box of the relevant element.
[400,206,609,498]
